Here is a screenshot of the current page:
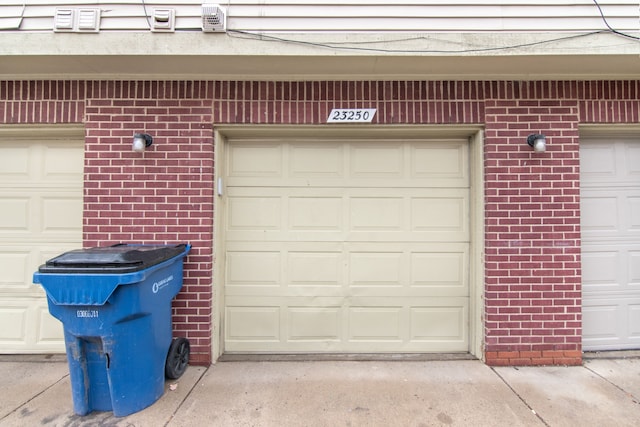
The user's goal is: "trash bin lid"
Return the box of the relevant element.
[38,244,189,274]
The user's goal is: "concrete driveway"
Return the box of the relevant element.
[1,354,639,426]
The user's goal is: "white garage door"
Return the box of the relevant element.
[0,128,83,353]
[581,136,640,350]
[222,137,470,353]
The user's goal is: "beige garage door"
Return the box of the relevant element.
[0,128,83,353]
[222,137,470,353]
[581,136,640,350]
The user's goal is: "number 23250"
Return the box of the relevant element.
[327,109,376,123]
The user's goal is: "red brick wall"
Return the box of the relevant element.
[0,80,85,123]
[484,97,582,366]
[482,81,640,366]
[2,79,639,366]
[82,82,215,365]
[212,81,485,124]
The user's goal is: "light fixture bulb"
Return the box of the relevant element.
[533,138,546,152]
[527,133,546,153]
[132,133,153,152]
[132,136,146,152]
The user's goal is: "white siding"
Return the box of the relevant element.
[1,1,638,33]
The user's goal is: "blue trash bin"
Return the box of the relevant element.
[33,243,191,417]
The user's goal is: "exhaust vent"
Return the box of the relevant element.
[54,9,75,31]
[54,8,101,32]
[151,8,175,32]
[202,3,226,33]
[77,9,100,32]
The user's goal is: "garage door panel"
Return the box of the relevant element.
[224,296,469,352]
[290,143,343,178]
[631,305,640,339]
[349,307,403,341]
[0,133,82,353]
[227,139,468,188]
[581,190,640,237]
[225,243,468,297]
[411,251,468,291]
[226,251,281,286]
[0,141,82,183]
[35,305,64,347]
[226,241,467,252]
[225,305,281,343]
[289,252,342,287]
[582,248,625,290]
[42,145,84,181]
[0,251,31,290]
[350,143,404,179]
[1,192,81,238]
[631,251,640,285]
[581,141,640,182]
[583,296,640,350]
[41,196,83,233]
[227,142,283,178]
[581,137,640,350]
[630,196,640,230]
[581,143,617,179]
[224,137,470,354]
[228,178,468,189]
[0,145,31,180]
[410,305,467,344]
[411,195,468,233]
[349,252,404,287]
[625,142,640,176]
[227,196,282,231]
[0,305,28,343]
[0,244,80,295]
[582,304,619,345]
[0,196,31,232]
[350,197,403,231]
[411,142,468,183]
[289,307,341,341]
[227,188,469,242]
[0,300,63,352]
[581,195,619,232]
[290,197,343,230]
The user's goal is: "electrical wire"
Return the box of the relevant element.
[17,2,26,30]
[591,0,640,40]
[227,30,613,54]
[140,0,151,29]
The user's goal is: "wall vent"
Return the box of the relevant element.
[77,9,100,32]
[54,8,101,32]
[202,3,226,33]
[54,9,75,31]
[151,8,175,32]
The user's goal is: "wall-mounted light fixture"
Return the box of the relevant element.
[527,133,546,153]
[132,133,153,153]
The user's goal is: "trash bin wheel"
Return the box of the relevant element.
[165,337,190,379]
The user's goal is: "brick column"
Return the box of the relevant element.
[484,96,582,365]
[84,81,214,365]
